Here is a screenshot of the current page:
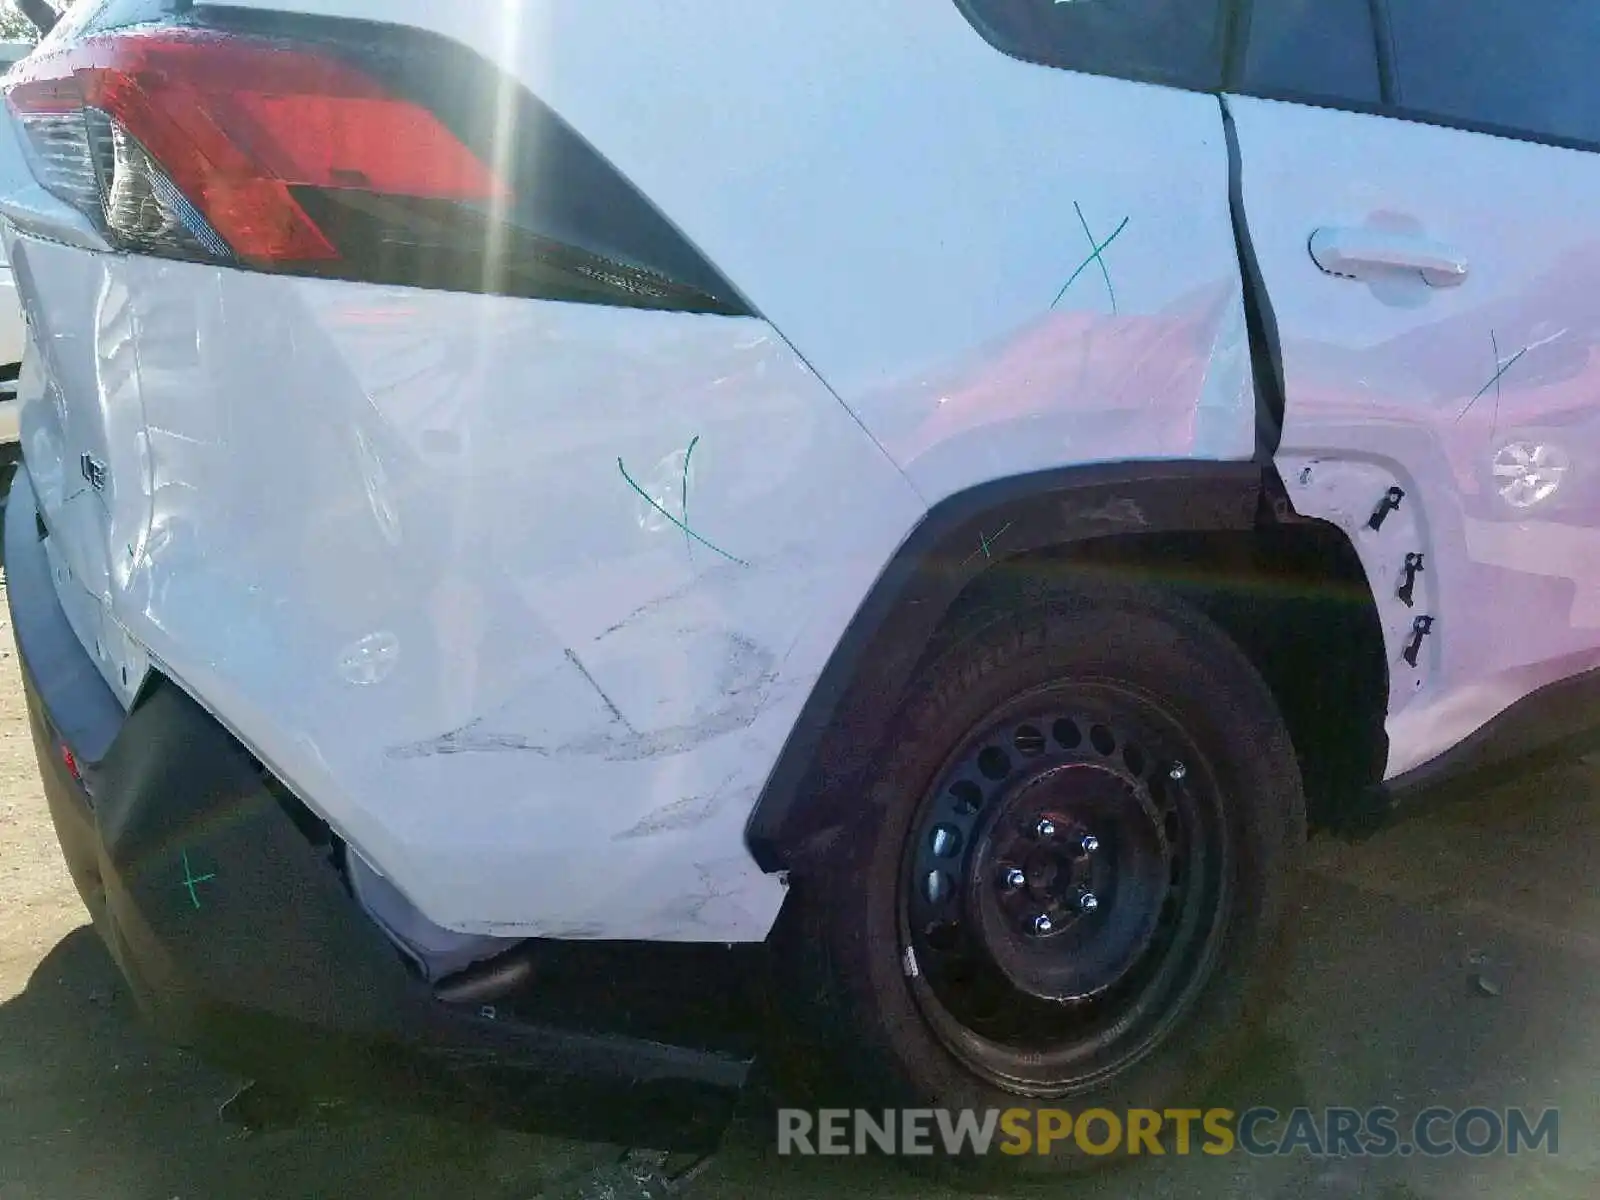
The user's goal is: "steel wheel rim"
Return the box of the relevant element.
[898,680,1233,1097]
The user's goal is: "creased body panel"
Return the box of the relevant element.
[9,235,154,710]
[24,0,1256,942]
[14,241,924,941]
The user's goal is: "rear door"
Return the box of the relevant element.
[1229,0,1600,776]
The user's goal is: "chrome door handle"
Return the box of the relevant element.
[1309,227,1469,288]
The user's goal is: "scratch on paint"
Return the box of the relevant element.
[1458,330,1527,422]
[661,863,740,927]
[596,564,736,640]
[180,850,215,910]
[563,648,636,735]
[596,542,813,644]
[388,634,783,763]
[619,439,748,567]
[614,771,751,840]
[1052,203,1129,314]
[391,720,550,758]
[1062,496,1148,528]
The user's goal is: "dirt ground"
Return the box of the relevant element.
[4,543,1600,1198]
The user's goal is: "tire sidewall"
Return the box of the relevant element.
[802,584,1303,1169]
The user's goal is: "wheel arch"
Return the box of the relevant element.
[746,460,1393,875]
[748,460,1269,873]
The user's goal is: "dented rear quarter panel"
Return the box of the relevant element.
[7,0,1258,940]
[13,234,930,939]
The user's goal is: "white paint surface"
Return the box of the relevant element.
[3,2,1257,941]
[1231,95,1600,777]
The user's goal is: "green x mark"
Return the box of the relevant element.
[180,850,216,910]
[1051,202,1130,314]
[1457,330,1529,421]
[618,440,749,568]
[1473,331,1527,405]
[964,522,1014,566]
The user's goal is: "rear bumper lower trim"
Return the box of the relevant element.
[7,467,749,1151]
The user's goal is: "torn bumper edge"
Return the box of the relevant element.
[6,467,747,1152]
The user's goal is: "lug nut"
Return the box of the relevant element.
[1168,761,1188,782]
[1035,818,1057,838]
[1078,892,1100,913]
[1032,914,1054,936]
[1002,867,1026,891]
[1080,834,1100,854]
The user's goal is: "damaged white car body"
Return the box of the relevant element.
[6,0,1598,1166]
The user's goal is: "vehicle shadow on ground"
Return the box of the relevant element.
[10,765,1600,1200]
[0,920,1305,1200]
[0,910,1414,1200]
[0,927,648,1200]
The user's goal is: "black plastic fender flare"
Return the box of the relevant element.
[744,459,1267,873]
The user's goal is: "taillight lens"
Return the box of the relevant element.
[2,26,746,315]
[7,30,503,267]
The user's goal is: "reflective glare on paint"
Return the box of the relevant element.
[339,631,401,686]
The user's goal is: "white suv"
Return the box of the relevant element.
[2,0,1595,1172]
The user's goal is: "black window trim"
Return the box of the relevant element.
[951,0,1600,159]
[1225,0,1600,157]
[1366,0,1399,105]
[950,0,1239,95]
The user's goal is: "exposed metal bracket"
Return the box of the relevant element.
[1402,615,1435,668]
[1397,553,1424,607]
[1368,486,1406,531]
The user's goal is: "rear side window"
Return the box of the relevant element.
[1386,0,1600,147]
[1240,0,1383,105]
[953,0,1228,91]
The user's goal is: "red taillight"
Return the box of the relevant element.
[1,16,748,314]
[61,745,80,781]
[4,28,506,267]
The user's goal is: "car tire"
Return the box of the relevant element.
[771,575,1305,1175]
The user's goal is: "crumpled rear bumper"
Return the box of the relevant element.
[6,466,749,1151]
